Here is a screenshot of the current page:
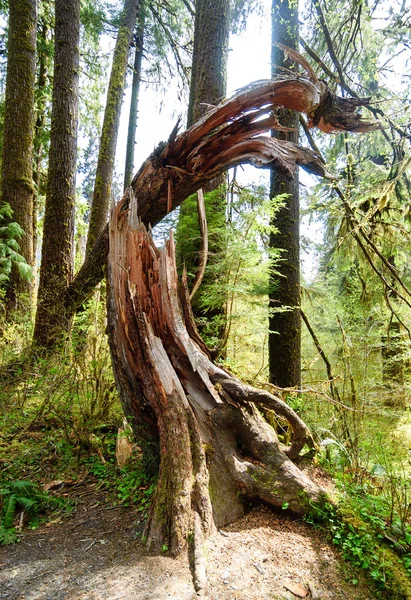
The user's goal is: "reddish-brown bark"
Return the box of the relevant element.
[33,0,80,349]
[104,56,376,559]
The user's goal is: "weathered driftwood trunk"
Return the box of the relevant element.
[107,203,322,555]
[105,54,376,556]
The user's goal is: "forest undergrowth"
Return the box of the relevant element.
[1,294,411,599]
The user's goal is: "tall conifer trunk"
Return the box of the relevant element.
[33,16,51,284]
[177,0,230,357]
[33,0,80,349]
[187,0,229,128]
[269,0,301,388]
[124,12,145,191]
[2,0,37,310]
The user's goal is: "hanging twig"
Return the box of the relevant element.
[149,5,190,84]
[301,310,341,403]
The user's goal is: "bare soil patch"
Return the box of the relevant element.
[0,481,373,600]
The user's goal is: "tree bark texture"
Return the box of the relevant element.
[2,0,37,309]
[33,0,80,349]
[86,0,141,256]
[67,63,377,323]
[178,0,231,356]
[107,195,323,554]
[382,320,404,391]
[123,11,145,190]
[269,0,301,388]
[33,16,51,274]
[187,0,230,127]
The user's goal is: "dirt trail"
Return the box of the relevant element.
[0,483,373,600]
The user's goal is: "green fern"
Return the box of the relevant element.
[0,480,68,545]
[0,524,19,545]
[0,203,31,283]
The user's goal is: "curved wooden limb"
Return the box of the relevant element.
[210,403,322,515]
[210,370,315,459]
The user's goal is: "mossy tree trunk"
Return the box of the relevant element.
[269,0,301,388]
[382,319,404,389]
[177,0,230,357]
[86,0,141,256]
[2,0,37,311]
[33,13,52,284]
[33,0,80,349]
[187,0,229,128]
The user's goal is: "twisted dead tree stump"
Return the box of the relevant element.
[106,51,376,557]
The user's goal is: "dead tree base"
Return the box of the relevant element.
[107,203,325,556]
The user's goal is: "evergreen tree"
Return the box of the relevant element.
[33,0,81,349]
[33,0,53,273]
[124,7,145,190]
[177,0,230,356]
[86,0,141,256]
[1,0,37,310]
[269,0,300,387]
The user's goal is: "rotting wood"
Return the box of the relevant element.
[107,210,323,556]
[193,511,207,596]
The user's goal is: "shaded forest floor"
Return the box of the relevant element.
[0,477,375,600]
